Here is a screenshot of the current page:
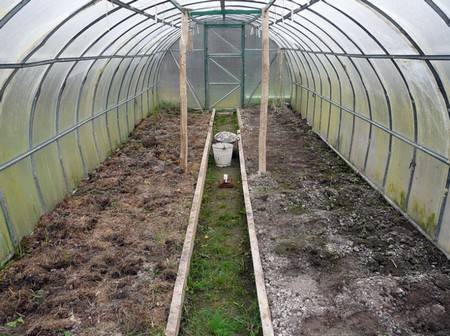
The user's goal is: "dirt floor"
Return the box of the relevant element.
[0,111,210,336]
[240,105,450,336]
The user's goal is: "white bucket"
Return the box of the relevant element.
[212,142,233,167]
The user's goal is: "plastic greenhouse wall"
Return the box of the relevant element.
[282,1,450,257]
[0,1,179,263]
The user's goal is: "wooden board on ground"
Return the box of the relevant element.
[165,109,216,336]
[237,107,275,336]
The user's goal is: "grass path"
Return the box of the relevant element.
[180,113,261,336]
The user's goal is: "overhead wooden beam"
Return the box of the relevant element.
[258,10,269,174]
[167,0,184,12]
[180,12,188,173]
[263,0,277,11]
[270,0,320,25]
[106,0,179,27]
[220,0,225,20]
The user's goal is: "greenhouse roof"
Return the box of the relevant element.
[0,0,450,263]
[1,1,449,67]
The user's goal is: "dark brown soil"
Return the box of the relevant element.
[0,112,210,336]
[240,105,450,336]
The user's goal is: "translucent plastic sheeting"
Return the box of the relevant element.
[0,0,175,261]
[282,0,450,256]
[158,24,290,109]
[0,0,450,262]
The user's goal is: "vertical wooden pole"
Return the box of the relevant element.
[259,10,270,174]
[180,11,188,172]
[188,21,194,51]
[278,49,283,108]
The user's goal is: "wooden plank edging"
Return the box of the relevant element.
[165,109,216,336]
[237,108,275,336]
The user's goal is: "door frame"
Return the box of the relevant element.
[204,23,245,110]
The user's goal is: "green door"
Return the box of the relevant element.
[205,24,245,110]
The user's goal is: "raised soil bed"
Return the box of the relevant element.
[0,112,210,336]
[240,105,450,336]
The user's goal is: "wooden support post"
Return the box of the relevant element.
[180,11,188,172]
[258,10,270,174]
[278,49,283,108]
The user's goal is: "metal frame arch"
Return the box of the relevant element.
[183,0,266,11]
[0,0,183,242]
[407,0,450,240]
[272,26,319,124]
[321,0,417,212]
[0,1,180,70]
[269,31,312,116]
[109,30,179,141]
[268,3,442,234]
[359,0,450,119]
[315,1,393,179]
[0,0,32,29]
[280,12,357,154]
[359,0,450,240]
[425,0,450,27]
[70,7,178,160]
[273,21,341,134]
[72,20,166,168]
[1,0,450,260]
[107,28,179,142]
[275,20,342,140]
[86,23,174,143]
[264,25,311,114]
[274,23,329,131]
[268,0,319,24]
[1,0,103,210]
[279,17,345,141]
[5,0,170,208]
[292,2,422,218]
[0,0,101,101]
[276,35,309,116]
[292,7,395,193]
[27,0,142,199]
[267,32,303,101]
[272,35,304,101]
[89,24,173,155]
[305,7,374,165]
[253,15,349,138]
[132,32,181,123]
[137,32,181,116]
[274,33,316,121]
[29,7,178,204]
[106,0,182,27]
[104,25,173,144]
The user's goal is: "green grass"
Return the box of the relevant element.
[155,100,179,114]
[213,113,239,134]
[153,100,203,116]
[180,112,261,336]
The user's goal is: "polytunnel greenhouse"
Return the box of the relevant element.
[1,0,450,335]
